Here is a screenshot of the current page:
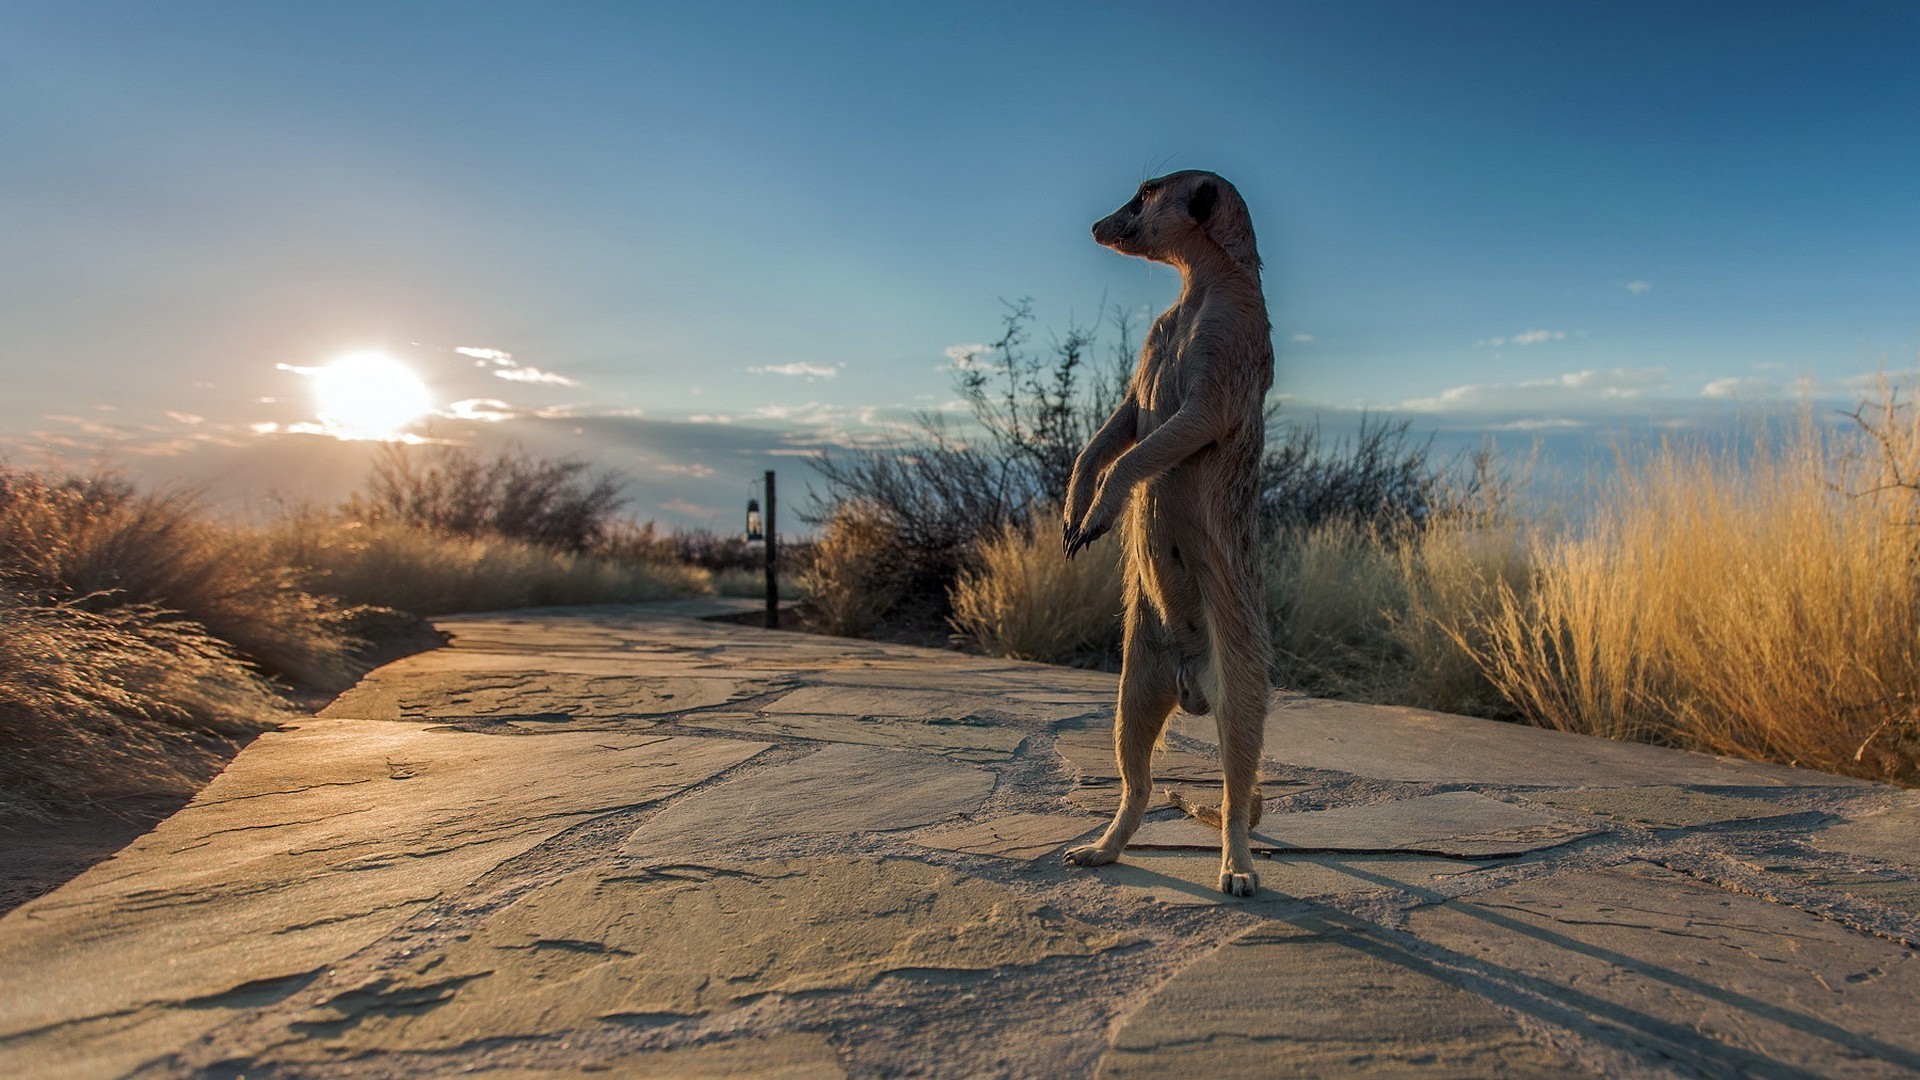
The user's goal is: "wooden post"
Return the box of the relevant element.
[763,469,779,629]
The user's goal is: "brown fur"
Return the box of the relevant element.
[1061,170,1274,897]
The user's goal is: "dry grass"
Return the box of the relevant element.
[800,500,912,636]
[0,588,286,815]
[1473,419,1920,782]
[0,473,358,687]
[1264,519,1527,714]
[268,514,713,617]
[938,404,1920,783]
[950,515,1124,664]
[711,566,807,599]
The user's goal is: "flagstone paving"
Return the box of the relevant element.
[3,600,1918,1078]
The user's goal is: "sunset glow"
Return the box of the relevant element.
[311,352,433,439]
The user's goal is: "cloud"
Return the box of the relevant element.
[455,346,515,365]
[657,462,716,478]
[446,398,519,422]
[1701,376,1775,400]
[1625,280,1653,296]
[493,366,581,387]
[164,411,204,425]
[747,361,838,379]
[1290,333,1314,343]
[943,344,990,370]
[1402,367,1670,414]
[1475,330,1566,348]
[688,413,734,424]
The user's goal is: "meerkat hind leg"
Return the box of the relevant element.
[1064,624,1178,868]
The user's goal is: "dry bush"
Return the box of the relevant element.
[950,515,1124,665]
[271,515,712,617]
[1470,417,1920,782]
[354,442,627,552]
[0,471,357,688]
[0,588,285,816]
[800,501,911,636]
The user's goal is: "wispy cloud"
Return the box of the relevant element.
[447,398,519,422]
[1474,329,1567,348]
[1290,333,1314,343]
[1701,376,1775,400]
[657,462,716,478]
[1403,367,1669,414]
[747,361,838,379]
[457,344,582,387]
[455,346,515,365]
[942,344,990,370]
[1626,280,1654,296]
[493,366,581,387]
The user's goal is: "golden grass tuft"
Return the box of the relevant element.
[950,514,1124,664]
[800,500,912,636]
[0,588,287,815]
[267,514,713,617]
[1473,418,1920,781]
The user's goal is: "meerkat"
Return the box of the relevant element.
[1061,169,1273,897]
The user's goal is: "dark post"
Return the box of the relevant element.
[763,469,779,628]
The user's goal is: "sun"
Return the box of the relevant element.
[311,351,433,438]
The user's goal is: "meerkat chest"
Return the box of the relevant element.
[1134,309,1203,427]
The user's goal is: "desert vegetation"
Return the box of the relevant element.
[808,304,1920,784]
[0,445,735,815]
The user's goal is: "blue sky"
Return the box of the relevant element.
[3,2,1917,525]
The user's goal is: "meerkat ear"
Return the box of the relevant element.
[1187,180,1218,224]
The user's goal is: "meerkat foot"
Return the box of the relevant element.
[1219,869,1260,897]
[1063,842,1121,867]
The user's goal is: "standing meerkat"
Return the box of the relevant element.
[1062,169,1273,897]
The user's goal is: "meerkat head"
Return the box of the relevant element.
[1091,170,1260,276]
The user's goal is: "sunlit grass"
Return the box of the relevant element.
[266,513,714,617]
[950,514,1124,665]
[941,403,1920,784]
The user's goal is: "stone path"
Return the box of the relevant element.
[4,601,1919,1078]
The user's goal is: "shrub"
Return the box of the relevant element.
[799,501,912,636]
[950,514,1124,665]
[354,442,628,552]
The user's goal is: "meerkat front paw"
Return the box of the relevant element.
[1063,842,1120,867]
[1065,503,1118,560]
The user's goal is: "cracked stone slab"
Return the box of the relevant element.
[1098,912,1580,1078]
[624,743,995,858]
[1408,861,1920,1077]
[1096,850,1493,908]
[1172,695,1876,788]
[323,669,748,723]
[1517,785,1793,829]
[0,721,768,1080]
[689,709,1026,763]
[1130,791,1601,858]
[271,858,1132,1055]
[1809,792,1920,868]
[457,1034,846,1078]
[1065,780,1312,816]
[769,683,1096,725]
[910,812,1101,860]
[1053,726,1224,784]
